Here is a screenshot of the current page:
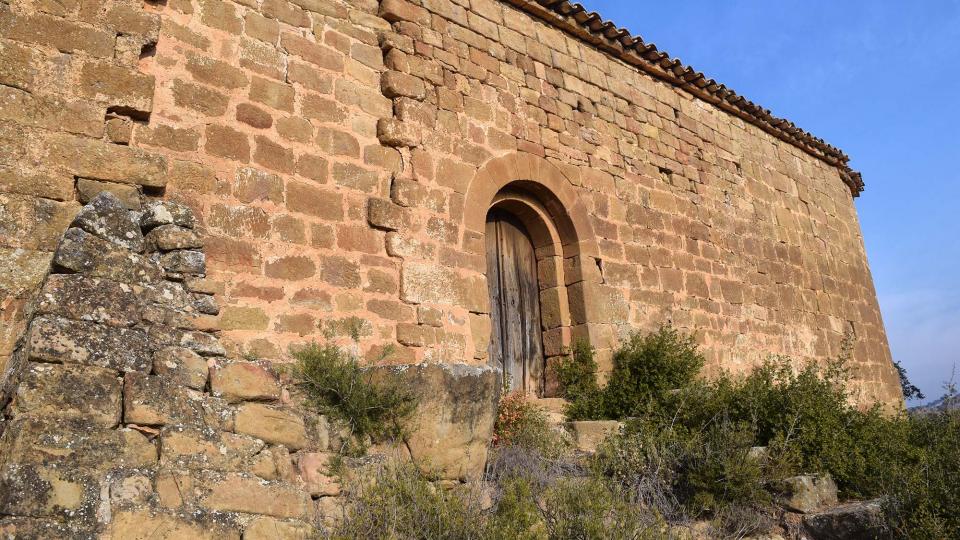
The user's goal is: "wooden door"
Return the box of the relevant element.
[485,210,545,394]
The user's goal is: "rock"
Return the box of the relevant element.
[76,178,142,210]
[295,452,341,497]
[234,403,309,450]
[70,191,144,252]
[366,363,500,481]
[778,474,839,513]
[210,360,280,403]
[54,227,164,285]
[141,200,196,230]
[145,224,202,251]
[0,516,96,539]
[27,315,152,372]
[566,420,622,453]
[803,500,887,540]
[197,472,314,520]
[152,347,209,390]
[37,274,141,327]
[11,362,121,427]
[159,250,206,275]
[192,293,219,315]
[123,372,203,426]
[0,416,157,470]
[244,516,315,540]
[110,510,240,539]
[0,463,98,520]
[159,426,265,472]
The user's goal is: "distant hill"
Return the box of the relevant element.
[909,394,960,415]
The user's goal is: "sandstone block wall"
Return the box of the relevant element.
[0,0,901,407]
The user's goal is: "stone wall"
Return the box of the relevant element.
[0,0,902,407]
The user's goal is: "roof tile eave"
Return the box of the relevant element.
[502,0,864,197]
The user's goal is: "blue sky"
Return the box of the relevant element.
[578,0,960,402]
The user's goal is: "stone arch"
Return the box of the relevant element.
[463,152,602,396]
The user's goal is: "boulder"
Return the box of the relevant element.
[803,500,887,540]
[566,420,622,453]
[366,363,500,481]
[778,474,839,513]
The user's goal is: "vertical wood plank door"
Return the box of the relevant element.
[485,210,545,395]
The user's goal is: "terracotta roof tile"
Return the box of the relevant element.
[502,0,865,196]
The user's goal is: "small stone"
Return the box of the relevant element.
[160,250,206,275]
[192,293,219,315]
[145,224,202,251]
[152,347,208,390]
[210,361,281,403]
[141,200,196,230]
[296,452,340,497]
[70,191,144,252]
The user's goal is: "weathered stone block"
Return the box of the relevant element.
[198,472,314,519]
[367,198,408,231]
[401,263,488,313]
[159,426,264,470]
[244,516,315,540]
[366,363,500,481]
[381,70,426,99]
[377,118,421,147]
[0,417,156,470]
[54,228,164,285]
[37,274,141,327]
[778,474,839,514]
[76,179,142,209]
[566,420,622,453]
[0,464,97,520]
[111,510,240,539]
[153,346,209,390]
[234,403,308,450]
[141,201,196,230]
[27,316,152,372]
[12,363,121,427]
[45,134,167,188]
[159,250,206,275]
[210,360,281,402]
[123,372,203,426]
[70,192,144,252]
[295,452,340,496]
[145,224,202,251]
[803,500,886,540]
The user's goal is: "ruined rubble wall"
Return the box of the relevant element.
[0,0,901,407]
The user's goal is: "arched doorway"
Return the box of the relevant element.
[485,208,545,394]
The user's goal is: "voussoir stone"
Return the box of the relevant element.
[54,227,164,285]
[141,200,197,230]
[27,315,152,372]
[210,360,281,403]
[70,191,144,252]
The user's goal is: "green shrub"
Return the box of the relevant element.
[291,342,417,453]
[539,477,660,540]
[492,391,567,458]
[332,464,487,540]
[556,327,704,421]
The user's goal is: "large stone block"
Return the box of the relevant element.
[778,474,839,514]
[0,417,157,470]
[234,403,309,450]
[110,510,240,539]
[0,464,97,520]
[210,360,281,402]
[37,274,141,327]
[244,516,315,540]
[400,263,489,313]
[54,227,164,285]
[27,315,152,372]
[366,363,500,481]
[152,346,209,390]
[71,191,143,253]
[123,372,203,426]
[159,426,264,471]
[11,363,121,427]
[45,134,167,188]
[197,472,314,519]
